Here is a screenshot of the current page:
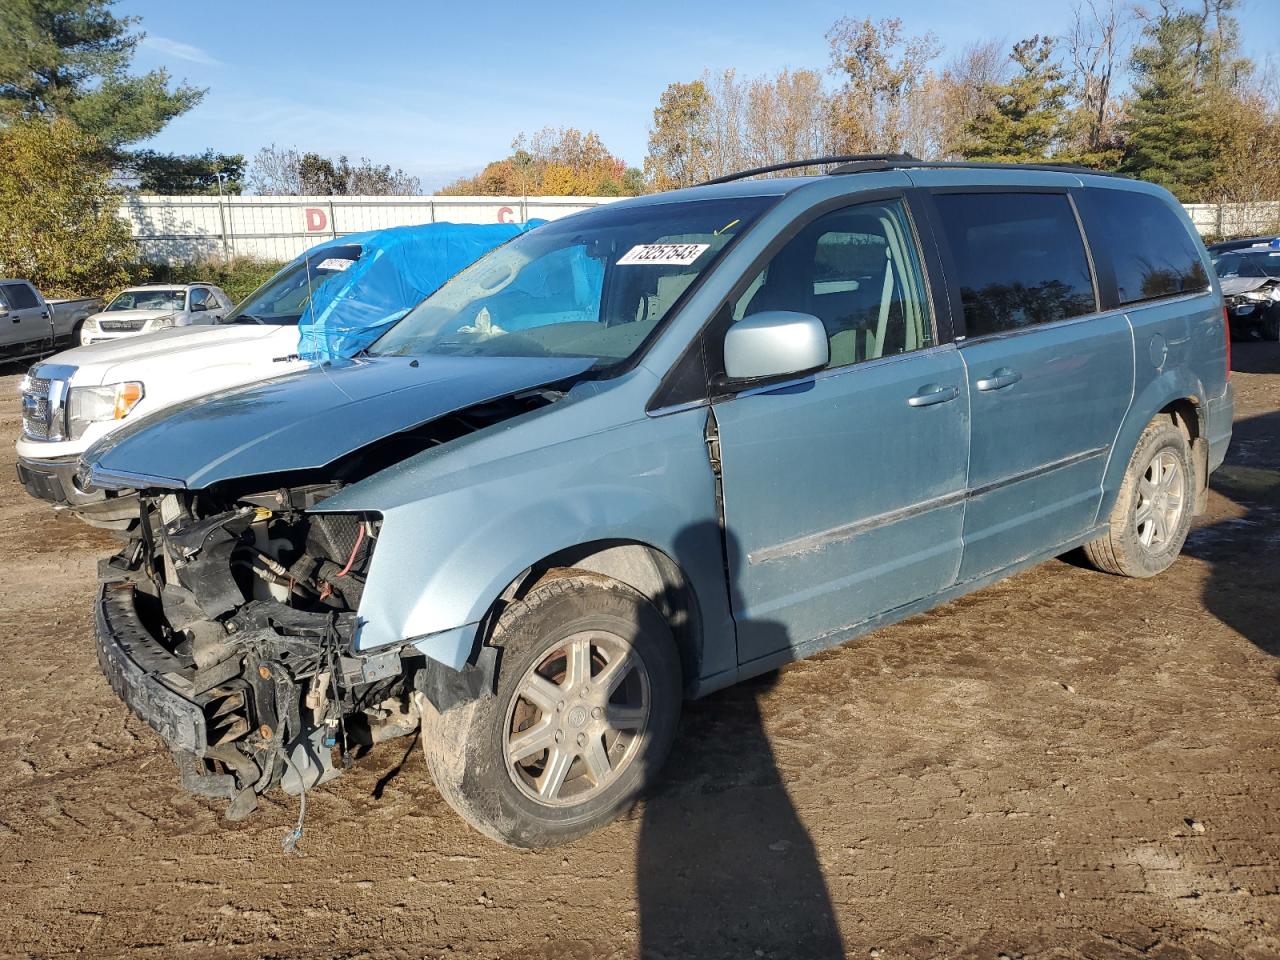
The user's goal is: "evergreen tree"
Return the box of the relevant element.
[0,0,203,148]
[960,37,1073,163]
[1119,11,1216,201]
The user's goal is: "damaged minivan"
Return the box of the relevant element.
[82,158,1233,848]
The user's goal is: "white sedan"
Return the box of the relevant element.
[79,283,233,344]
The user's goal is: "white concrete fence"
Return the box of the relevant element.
[120,195,620,263]
[119,194,1280,265]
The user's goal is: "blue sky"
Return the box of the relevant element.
[129,0,1274,191]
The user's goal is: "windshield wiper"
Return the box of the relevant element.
[226,313,264,325]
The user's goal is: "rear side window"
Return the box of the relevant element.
[933,193,1096,337]
[1078,190,1209,305]
[3,282,40,310]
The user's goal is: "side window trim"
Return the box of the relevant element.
[647,187,948,413]
[1072,186,1212,311]
[926,186,1102,343]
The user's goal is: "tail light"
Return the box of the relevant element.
[1223,305,1231,381]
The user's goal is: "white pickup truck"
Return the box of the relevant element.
[15,253,334,526]
[15,222,536,527]
[0,280,101,355]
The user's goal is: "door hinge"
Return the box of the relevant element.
[703,407,722,479]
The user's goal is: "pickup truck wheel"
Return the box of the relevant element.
[1261,308,1280,342]
[420,571,682,848]
[1083,417,1194,578]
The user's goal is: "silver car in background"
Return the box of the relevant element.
[79,283,232,345]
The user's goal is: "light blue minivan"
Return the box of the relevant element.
[84,156,1233,846]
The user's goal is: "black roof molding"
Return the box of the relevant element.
[699,154,919,185]
[699,155,1131,186]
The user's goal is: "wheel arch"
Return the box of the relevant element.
[490,539,707,697]
[1100,369,1208,521]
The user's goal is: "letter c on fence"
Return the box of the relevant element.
[497,206,514,224]
[305,207,328,232]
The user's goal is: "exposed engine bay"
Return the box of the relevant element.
[87,386,568,834]
[98,483,421,825]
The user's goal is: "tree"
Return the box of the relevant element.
[1063,0,1128,167]
[1119,9,1217,200]
[0,118,133,297]
[643,69,832,186]
[934,39,1008,158]
[246,144,421,195]
[0,0,203,148]
[441,128,640,197]
[128,149,244,194]
[826,17,941,155]
[645,80,712,190]
[959,37,1074,163]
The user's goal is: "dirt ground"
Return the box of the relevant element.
[0,347,1276,960]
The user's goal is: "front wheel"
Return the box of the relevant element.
[1260,308,1280,342]
[421,571,682,848]
[1083,417,1195,578]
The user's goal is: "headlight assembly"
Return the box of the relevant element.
[148,314,176,330]
[67,381,144,439]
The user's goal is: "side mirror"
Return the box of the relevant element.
[190,300,208,312]
[723,311,829,381]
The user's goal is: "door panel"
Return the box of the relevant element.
[0,283,43,347]
[716,346,970,663]
[957,312,1134,580]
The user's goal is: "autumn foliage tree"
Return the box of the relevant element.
[0,118,133,297]
[441,128,642,197]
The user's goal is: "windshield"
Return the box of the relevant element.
[370,197,773,367]
[221,244,363,325]
[1216,251,1280,279]
[106,289,185,312]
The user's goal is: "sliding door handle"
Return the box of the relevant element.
[907,384,959,407]
[975,367,1022,391]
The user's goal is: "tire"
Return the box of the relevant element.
[1261,308,1280,342]
[421,570,682,848]
[1083,417,1195,578]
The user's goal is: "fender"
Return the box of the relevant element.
[322,407,737,677]
[1097,364,1206,522]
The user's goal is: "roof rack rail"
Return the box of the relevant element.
[827,158,1130,179]
[699,154,919,186]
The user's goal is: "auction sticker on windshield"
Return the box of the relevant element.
[618,243,710,266]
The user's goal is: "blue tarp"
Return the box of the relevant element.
[294,221,542,361]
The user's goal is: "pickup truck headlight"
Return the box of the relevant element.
[81,317,98,330]
[148,315,176,330]
[1241,287,1280,302]
[67,382,144,439]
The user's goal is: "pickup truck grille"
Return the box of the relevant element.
[99,318,147,332]
[19,366,71,441]
[20,376,52,439]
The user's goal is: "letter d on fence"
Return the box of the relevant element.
[305,207,328,232]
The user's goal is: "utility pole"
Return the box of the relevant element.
[214,172,231,259]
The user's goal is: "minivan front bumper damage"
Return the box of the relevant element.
[90,488,438,820]
[94,573,381,818]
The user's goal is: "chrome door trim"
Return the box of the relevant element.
[747,444,1109,566]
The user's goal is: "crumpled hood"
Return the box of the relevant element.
[84,354,595,490]
[1219,275,1279,297]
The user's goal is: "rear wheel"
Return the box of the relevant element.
[421,571,682,848]
[1083,417,1194,578]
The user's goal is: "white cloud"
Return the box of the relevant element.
[141,35,221,67]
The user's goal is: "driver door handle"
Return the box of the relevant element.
[975,367,1023,391]
[907,383,959,407]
